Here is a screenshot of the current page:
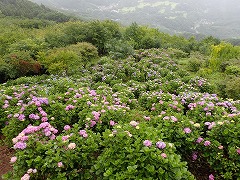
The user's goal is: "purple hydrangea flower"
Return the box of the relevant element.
[196,137,204,143]
[156,141,166,149]
[204,141,211,146]
[14,142,27,150]
[192,152,198,161]
[18,114,25,121]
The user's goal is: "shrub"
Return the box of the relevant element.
[225,65,240,76]
[225,77,240,100]
[38,42,99,75]
[187,58,203,72]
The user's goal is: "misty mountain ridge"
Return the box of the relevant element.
[30,0,240,39]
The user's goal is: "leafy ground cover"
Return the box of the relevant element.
[0,48,239,180]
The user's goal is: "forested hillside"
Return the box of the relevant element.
[0,1,240,179]
[29,0,240,39]
[0,0,72,22]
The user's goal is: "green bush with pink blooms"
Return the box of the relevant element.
[1,49,240,180]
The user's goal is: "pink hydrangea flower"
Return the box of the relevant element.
[20,136,28,141]
[21,174,30,180]
[129,121,139,127]
[18,114,25,121]
[68,143,76,149]
[65,104,75,111]
[163,116,170,120]
[50,134,56,140]
[92,111,100,121]
[196,137,204,143]
[209,174,214,180]
[161,153,167,158]
[64,125,71,131]
[39,122,50,129]
[58,162,63,167]
[75,93,82,98]
[237,149,240,155]
[89,90,97,96]
[170,116,178,122]
[151,107,156,111]
[90,120,96,127]
[27,168,33,174]
[2,104,9,109]
[10,156,17,163]
[143,140,152,147]
[62,135,69,141]
[79,130,88,138]
[184,127,192,134]
[218,145,224,150]
[45,131,51,136]
[143,116,151,121]
[82,133,88,138]
[160,111,166,115]
[79,130,87,136]
[110,120,116,126]
[41,117,48,122]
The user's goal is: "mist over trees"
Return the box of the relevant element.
[29,0,240,39]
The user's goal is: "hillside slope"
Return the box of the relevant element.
[29,0,240,39]
[0,0,72,22]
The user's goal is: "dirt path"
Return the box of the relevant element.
[0,137,13,179]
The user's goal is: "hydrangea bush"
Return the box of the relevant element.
[1,48,240,179]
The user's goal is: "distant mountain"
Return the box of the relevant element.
[0,0,72,22]
[29,0,240,39]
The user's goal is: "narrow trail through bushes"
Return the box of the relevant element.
[0,136,13,178]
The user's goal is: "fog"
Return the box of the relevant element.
[30,0,240,38]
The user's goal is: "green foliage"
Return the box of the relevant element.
[187,58,203,72]
[61,21,87,45]
[201,119,240,179]
[225,65,240,76]
[105,39,134,59]
[225,77,240,100]
[168,48,189,59]
[198,36,221,55]
[38,42,99,75]
[65,42,99,67]
[8,38,48,57]
[94,124,194,180]
[124,22,146,49]
[208,42,240,72]
[0,59,16,83]
[38,49,79,75]
[84,20,122,54]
